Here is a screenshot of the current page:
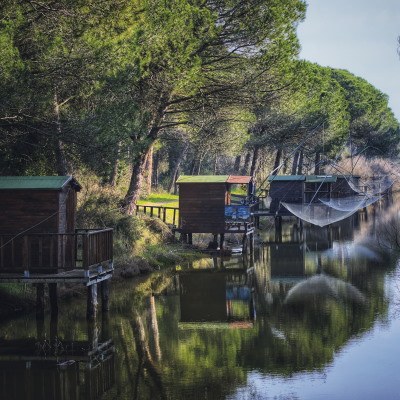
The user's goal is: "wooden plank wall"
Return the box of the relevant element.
[179,183,226,233]
[331,178,357,197]
[268,181,303,213]
[0,190,59,234]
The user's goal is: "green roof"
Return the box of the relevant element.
[0,176,81,190]
[305,175,337,183]
[267,175,305,182]
[176,175,230,184]
[268,174,347,183]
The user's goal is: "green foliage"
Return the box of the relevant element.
[77,191,144,256]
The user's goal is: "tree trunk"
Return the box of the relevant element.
[272,149,282,175]
[213,154,218,174]
[189,156,197,175]
[291,151,300,175]
[124,146,152,214]
[54,91,69,175]
[152,149,159,189]
[281,151,288,174]
[249,146,259,177]
[168,143,188,193]
[314,152,321,175]
[109,141,121,186]
[145,145,153,194]
[123,91,170,214]
[234,155,241,173]
[297,150,304,175]
[241,151,251,175]
[197,152,205,175]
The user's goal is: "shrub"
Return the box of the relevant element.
[77,191,145,258]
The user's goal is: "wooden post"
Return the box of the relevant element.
[50,313,58,343]
[49,283,58,317]
[36,315,45,340]
[101,280,110,313]
[101,314,110,341]
[188,233,193,245]
[242,234,248,254]
[87,283,98,321]
[213,234,218,247]
[249,232,254,254]
[36,283,45,320]
[219,233,225,250]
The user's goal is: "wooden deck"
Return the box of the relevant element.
[0,264,113,286]
[0,228,113,283]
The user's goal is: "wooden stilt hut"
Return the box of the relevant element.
[0,176,113,319]
[267,174,360,214]
[175,175,256,249]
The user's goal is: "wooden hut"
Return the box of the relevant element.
[176,175,256,248]
[267,175,304,214]
[0,176,113,319]
[267,174,360,214]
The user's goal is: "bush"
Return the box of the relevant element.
[77,191,145,257]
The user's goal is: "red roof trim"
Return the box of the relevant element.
[226,175,252,184]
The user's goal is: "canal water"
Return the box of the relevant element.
[1,201,400,399]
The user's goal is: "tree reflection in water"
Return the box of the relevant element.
[0,199,399,399]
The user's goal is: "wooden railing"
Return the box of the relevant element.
[135,204,179,226]
[77,228,113,270]
[0,228,113,274]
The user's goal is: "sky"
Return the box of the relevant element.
[297,0,400,120]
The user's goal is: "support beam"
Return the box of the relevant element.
[48,283,58,317]
[36,284,45,320]
[219,233,225,250]
[87,283,98,321]
[101,280,110,313]
[242,234,248,254]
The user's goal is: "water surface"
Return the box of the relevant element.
[1,202,400,399]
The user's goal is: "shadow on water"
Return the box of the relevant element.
[1,198,400,399]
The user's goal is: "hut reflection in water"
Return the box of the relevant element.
[0,316,115,400]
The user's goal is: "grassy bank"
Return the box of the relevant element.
[76,176,201,278]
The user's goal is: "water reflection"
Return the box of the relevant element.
[0,315,115,400]
[0,200,399,399]
[178,269,255,328]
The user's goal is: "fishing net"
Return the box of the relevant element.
[281,202,359,227]
[318,195,381,212]
[348,176,393,196]
[284,275,365,305]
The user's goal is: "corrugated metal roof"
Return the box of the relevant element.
[305,175,337,183]
[176,175,230,183]
[226,175,252,184]
[267,175,305,182]
[0,176,81,190]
